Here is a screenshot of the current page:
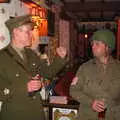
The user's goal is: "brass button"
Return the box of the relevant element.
[3,88,10,95]
[32,96,36,99]
[32,63,36,66]
[16,73,20,78]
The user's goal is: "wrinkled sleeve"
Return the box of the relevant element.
[38,56,68,79]
[70,66,93,107]
[26,48,68,80]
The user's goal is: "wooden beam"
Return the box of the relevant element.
[78,17,114,22]
[63,2,120,13]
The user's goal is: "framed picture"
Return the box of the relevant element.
[0,0,10,3]
[53,108,78,120]
[42,100,80,120]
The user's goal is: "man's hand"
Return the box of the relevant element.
[27,80,42,92]
[56,46,67,59]
[92,99,105,112]
[71,77,78,86]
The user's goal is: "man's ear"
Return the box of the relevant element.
[13,28,18,34]
[105,45,111,55]
[105,45,109,51]
[13,28,19,37]
[13,28,16,35]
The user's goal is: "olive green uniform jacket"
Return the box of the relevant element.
[70,58,120,120]
[0,46,67,120]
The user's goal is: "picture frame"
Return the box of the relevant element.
[53,108,78,120]
[0,0,10,3]
[42,100,80,120]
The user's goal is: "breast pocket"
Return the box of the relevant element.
[84,76,105,97]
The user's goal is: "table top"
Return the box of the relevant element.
[42,100,80,109]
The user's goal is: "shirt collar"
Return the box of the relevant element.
[92,56,115,66]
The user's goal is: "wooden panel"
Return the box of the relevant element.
[77,34,86,58]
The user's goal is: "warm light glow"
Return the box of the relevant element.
[85,34,88,38]
[32,16,48,36]
[25,2,48,37]
[32,16,46,26]
[28,5,47,19]
[24,2,47,18]
[24,2,38,8]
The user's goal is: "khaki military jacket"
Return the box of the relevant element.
[0,46,67,120]
[70,58,120,120]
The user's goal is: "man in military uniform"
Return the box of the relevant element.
[70,29,120,120]
[0,14,68,120]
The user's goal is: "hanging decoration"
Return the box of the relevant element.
[30,6,47,19]
[32,0,50,9]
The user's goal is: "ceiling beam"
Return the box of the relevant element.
[63,2,120,13]
[78,17,114,22]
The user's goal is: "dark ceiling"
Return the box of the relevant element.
[60,0,120,22]
[21,0,120,22]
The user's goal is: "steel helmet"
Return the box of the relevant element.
[91,29,116,50]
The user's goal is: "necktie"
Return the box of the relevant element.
[21,50,27,63]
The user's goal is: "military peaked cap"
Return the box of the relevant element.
[5,14,35,34]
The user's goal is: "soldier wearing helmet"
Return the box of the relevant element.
[70,29,120,120]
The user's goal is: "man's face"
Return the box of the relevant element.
[91,40,108,58]
[13,24,33,48]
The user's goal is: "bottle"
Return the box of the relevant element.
[98,109,106,120]
[97,97,107,120]
[39,86,48,100]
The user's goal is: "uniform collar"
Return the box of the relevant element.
[93,56,114,64]
[6,45,27,66]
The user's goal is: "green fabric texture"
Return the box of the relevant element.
[91,29,116,50]
[0,46,68,120]
[5,14,35,34]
